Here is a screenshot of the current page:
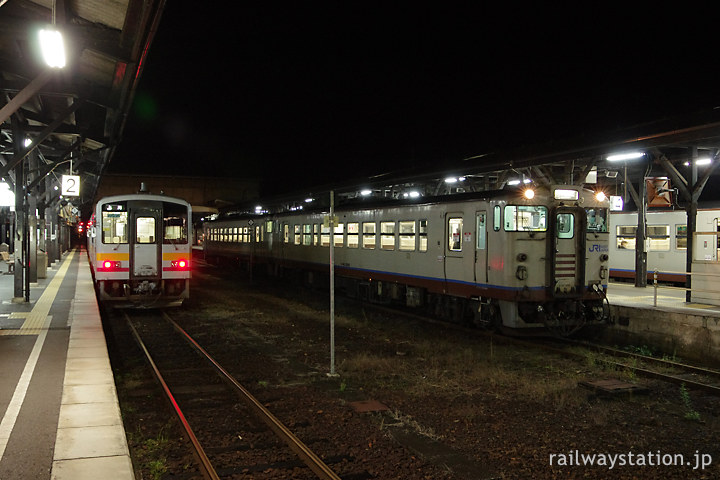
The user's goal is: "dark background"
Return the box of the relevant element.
[110,4,720,196]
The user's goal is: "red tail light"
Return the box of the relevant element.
[100,260,121,270]
[171,259,189,270]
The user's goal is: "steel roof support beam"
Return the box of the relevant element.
[0,70,55,127]
[0,98,83,178]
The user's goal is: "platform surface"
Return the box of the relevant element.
[0,248,133,480]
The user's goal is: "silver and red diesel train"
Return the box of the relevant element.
[87,192,192,307]
[204,184,610,334]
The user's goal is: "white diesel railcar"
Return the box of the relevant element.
[204,185,610,334]
[88,192,192,307]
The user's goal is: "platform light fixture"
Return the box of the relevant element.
[360,189,372,196]
[684,157,712,166]
[607,151,644,162]
[39,27,66,68]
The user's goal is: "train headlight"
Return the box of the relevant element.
[595,191,607,202]
[523,188,535,200]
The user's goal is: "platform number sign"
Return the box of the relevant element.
[61,175,80,197]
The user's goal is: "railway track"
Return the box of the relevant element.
[346,299,720,396]
[122,310,347,480]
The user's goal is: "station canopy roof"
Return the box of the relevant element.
[0,0,165,213]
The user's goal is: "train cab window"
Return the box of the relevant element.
[648,225,670,251]
[399,221,415,251]
[586,208,608,233]
[616,225,637,249]
[294,225,301,245]
[347,223,359,248]
[101,206,128,244]
[303,224,312,245]
[334,223,344,247]
[676,225,687,249]
[505,206,547,232]
[136,217,156,244]
[556,213,574,239]
[419,220,428,252]
[448,217,463,251]
[493,206,501,232]
[163,202,188,244]
[362,222,376,249]
[380,221,395,250]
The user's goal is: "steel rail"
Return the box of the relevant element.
[162,311,342,480]
[352,301,720,395]
[123,313,220,480]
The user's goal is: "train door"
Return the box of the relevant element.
[474,210,488,284]
[444,213,467,291]
[552,206,586,295]
[130,202,161,278]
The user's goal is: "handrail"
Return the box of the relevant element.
[651,269,720,307]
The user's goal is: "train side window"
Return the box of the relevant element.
[136,217,156,244]
[101,210,128,244]
[334,223,344,247]
[347,223,359,248]
[362,222,376,249]
[493,206,501,232]
[266,221,273,234]
[399,221,415,251]
[616,225,636,249]
[419,220,428,252]
[244,227,250,243]
[476,212,486,250]
[448,217,463,251]
[676,224,687,250]
[256,226,260,243]
[506,206,547,231]
[303,224,312,245]
[283,224,290,244]
[380,221,395,250]
[556,213,574,239]
[294,225,301,245]
[648,225,670,251]
[321,225,330,247]
[313,224,319,246]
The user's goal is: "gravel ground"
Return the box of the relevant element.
[108,260,720,479]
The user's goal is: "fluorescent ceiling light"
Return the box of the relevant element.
[360,189,372,196]
[684,157,712,166]
[39,28,66,68]
[607,152,644,162]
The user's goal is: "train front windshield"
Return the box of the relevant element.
[586,208,608,233]
[163,202,188,244]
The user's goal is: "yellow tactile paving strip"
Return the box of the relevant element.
[0,251,75,336]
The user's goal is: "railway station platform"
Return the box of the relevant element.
[603,282,720,366]
[0,248,133,480]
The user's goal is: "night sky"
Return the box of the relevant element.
[110,4,720,197]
